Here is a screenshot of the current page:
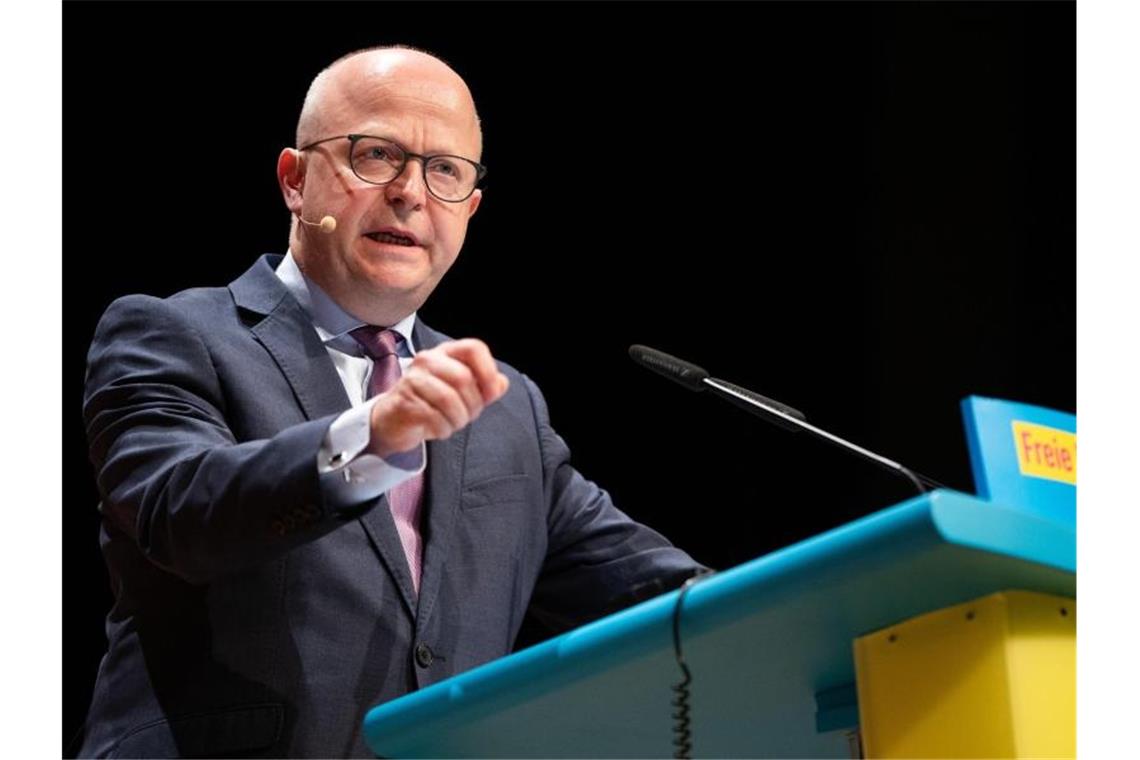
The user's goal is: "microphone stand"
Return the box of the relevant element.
[701,377,944,495]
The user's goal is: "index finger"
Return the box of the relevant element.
[437,339,506,402]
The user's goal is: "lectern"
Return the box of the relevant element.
[363,398,1075,757]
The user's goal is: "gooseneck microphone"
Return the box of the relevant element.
[628,344,944,494]
[299,214,337,234]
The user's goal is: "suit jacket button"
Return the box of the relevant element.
[414,642,434,668]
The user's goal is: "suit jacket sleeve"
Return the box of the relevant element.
[84,294,349,584]
[520,374,705,632]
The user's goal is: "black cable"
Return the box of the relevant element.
[671,569,714,759]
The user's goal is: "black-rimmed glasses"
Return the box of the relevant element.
[298,134,486,203]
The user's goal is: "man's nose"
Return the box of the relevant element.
[384,158,428,207]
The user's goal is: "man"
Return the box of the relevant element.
[80,47,700,758]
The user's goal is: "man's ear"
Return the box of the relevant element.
[465,188,483,219]
[276,148,305,215]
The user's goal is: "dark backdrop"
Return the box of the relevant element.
[63,0,1074,749]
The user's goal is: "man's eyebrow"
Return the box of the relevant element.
[361,133,472,158]
[354,123,473,154]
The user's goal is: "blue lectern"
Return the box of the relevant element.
[362,489,1074,757]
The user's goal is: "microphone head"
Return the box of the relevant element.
[628,344,709,392]
[299,213,338,234]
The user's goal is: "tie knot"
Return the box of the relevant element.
[350,326,401,360]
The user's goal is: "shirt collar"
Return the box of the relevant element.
[275,250,417,356]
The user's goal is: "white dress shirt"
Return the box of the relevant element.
[275,251,426,507]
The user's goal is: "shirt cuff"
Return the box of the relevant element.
[317,397,426,508]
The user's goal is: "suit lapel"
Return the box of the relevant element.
[357,495,418,618]
[415,427,468,632]
[250,297,351,421]
[231,255,351,421]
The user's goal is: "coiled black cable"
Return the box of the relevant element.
[672,570,714,759]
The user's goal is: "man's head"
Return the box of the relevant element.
[277,47,483,325]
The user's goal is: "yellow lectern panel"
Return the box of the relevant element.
[854,590,1075,758]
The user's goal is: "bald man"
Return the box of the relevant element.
[79,47,700,758]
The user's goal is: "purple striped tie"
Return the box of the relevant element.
[349,327,424,595]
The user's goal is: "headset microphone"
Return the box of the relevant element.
[299,214,337,234]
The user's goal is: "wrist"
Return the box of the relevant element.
[368,395,421,459]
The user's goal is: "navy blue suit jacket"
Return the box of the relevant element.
[79,255,700,758]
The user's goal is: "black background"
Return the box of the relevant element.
[63,0,1074,749]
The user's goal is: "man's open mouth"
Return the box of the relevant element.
[365,231,417,246]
